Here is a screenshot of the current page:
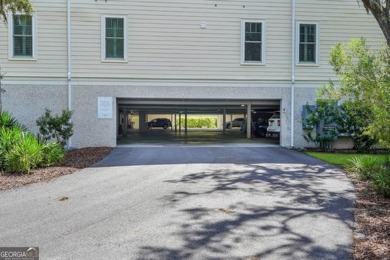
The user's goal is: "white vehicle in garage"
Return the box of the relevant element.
[267,111,281,137]
[225,118,244,129]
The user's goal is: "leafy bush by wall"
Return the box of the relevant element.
[36,109,73,148]
[303,100,340,150]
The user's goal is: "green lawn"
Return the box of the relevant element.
[305,152,389,167]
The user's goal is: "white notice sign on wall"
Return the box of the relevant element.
[98,97,113,119]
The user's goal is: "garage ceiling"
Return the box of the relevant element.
[117,98,280,114]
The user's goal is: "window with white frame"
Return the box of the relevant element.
[241,20,264,63]
[102,15,127,61]
[9,14,36,59]
[298,23,318,64]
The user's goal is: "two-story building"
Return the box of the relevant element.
[0,0,384,148]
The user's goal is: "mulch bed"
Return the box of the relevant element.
[350,173,390,259]
[0,147,113,191]
[0,146,389,259]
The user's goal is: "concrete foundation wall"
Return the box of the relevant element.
[2,84,68,134]
[293,87,318,148]
[3,82,350,149]
[71,85,117,148]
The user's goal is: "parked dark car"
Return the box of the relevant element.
[240,118,268,138]
[147,118,172,129]
[253,120,268,138]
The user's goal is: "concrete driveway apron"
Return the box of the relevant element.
[0,146,354,260]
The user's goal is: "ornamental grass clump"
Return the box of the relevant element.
[41,142,64,167]
[372,159,390,197]
[347,155,379,180]
[5,132,43,174]
[0,111,27,131]
[0,111,65,174]
[348,155,390,197]
[0,127,22,170]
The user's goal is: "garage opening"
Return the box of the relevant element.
[116,98,280,145]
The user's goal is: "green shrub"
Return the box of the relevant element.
[5,132,43,174]
[0,127,22,170]
[303,100,340,150]
[0,114,64,173]
[347,155,379,180]
[338,101,377,152]
[0,111,27,131]
[41,142,64,167]
[348,155,390,197]
[36,109,73,148]
[372,165,390,197]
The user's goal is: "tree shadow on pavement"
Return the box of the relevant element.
[136,163,354,259]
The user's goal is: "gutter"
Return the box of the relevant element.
[290,0,296,148]
[67,0,72,148]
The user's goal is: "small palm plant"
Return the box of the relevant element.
[0,111,27,131]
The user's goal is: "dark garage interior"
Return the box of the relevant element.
[116,98,281,145]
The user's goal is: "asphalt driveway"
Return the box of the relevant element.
[0,146,354,259]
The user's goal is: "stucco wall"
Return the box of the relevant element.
[72,84,289,147]
[293,86,317,148]
[3,83,297,148]
[2,82,361,149]
[2,84,67,133]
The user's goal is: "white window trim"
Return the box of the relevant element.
[296,21,319,66]
[8,12,37,61]
[240,19,266,65]
[101,14,128,63]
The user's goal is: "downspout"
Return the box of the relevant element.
[290,0,296,148]
[67,0,72,148]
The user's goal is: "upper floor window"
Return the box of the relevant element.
[102,15,127,61]
[298,23,318,64]
[9,14,36,59]
[241,20,264,64]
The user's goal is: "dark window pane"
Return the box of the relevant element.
[299,24,316,62]
[244,22,262,62]
[14,36,32,56]
[115,28,124,38]
[117,19,124,29]
[300,24,316,43]
[106,38,124,58]
[299,43,315,62]
[245,23,250,32]
[245,32,261,42]
[13,15,33,57]
[246,22,261,33]
[108,30,122,38]
[105,18,125,59]
[245,42,262,61]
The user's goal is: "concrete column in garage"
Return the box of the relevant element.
[247,103,252,139]
[139,112,147,132]
[170,114,173,132]
[179,113,182,133]
[174,114,177,133]
[122,111,128,137]
[184,110,188,136]
[223,109,226,134]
